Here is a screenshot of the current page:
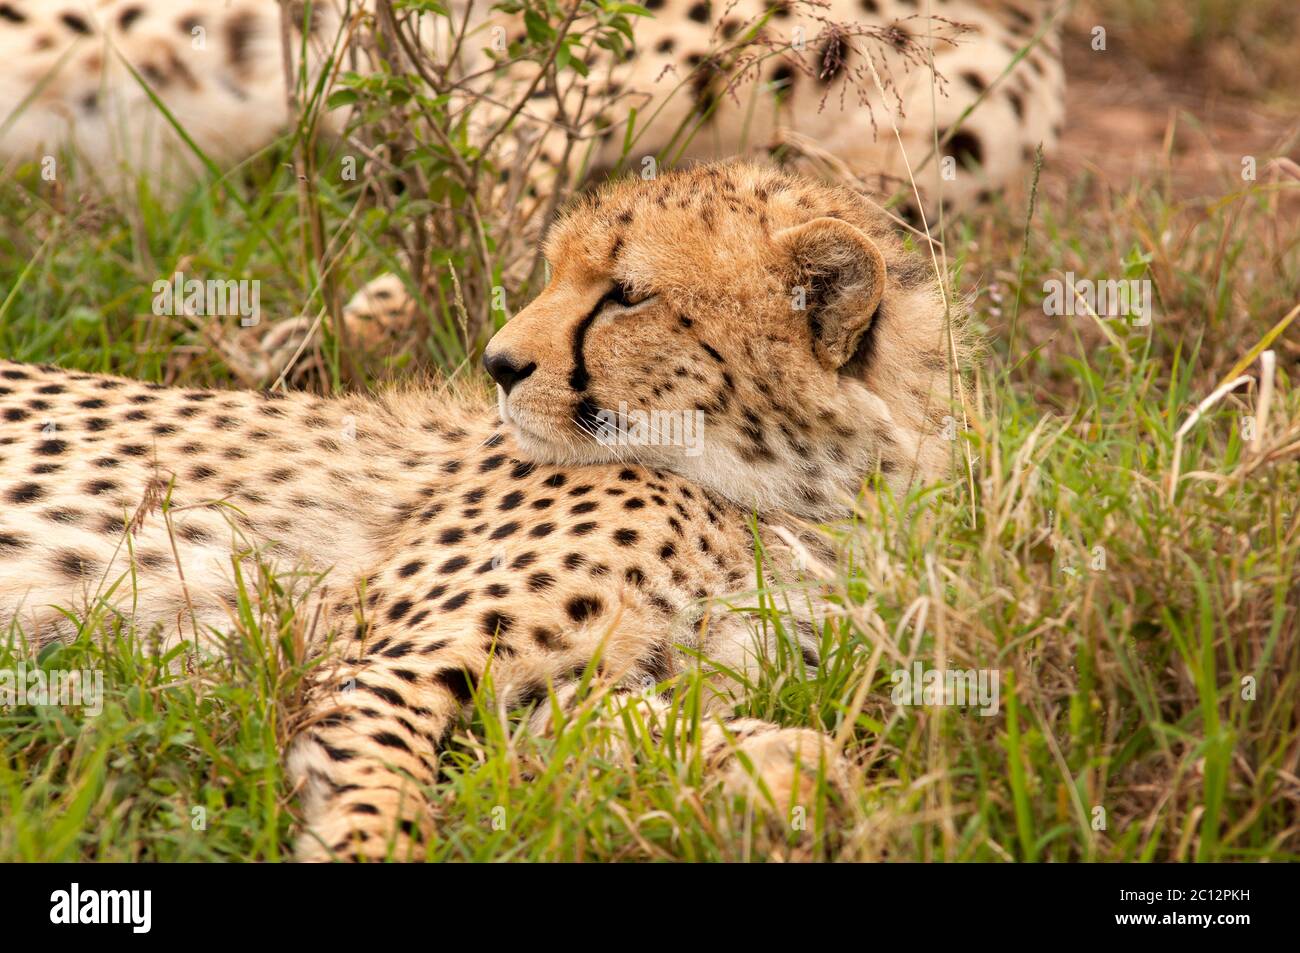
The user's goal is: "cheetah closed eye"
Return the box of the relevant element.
[0,162,968,860]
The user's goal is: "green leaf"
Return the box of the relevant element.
[524,9,554,45]
[326,89,359,110]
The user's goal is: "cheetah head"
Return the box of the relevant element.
[483,162,963,520]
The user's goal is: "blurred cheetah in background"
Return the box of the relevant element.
[1,0,1063,214]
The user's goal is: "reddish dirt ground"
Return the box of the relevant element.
[1044,33,1300,207]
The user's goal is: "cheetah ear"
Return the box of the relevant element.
[777,217,887,369]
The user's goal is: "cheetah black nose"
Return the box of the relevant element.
[483,351,536,396]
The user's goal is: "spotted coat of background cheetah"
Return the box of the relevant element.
[0,163,965,859]
[470,0,1066,214]
[1,0,1064,213]
[1,0,1059,358]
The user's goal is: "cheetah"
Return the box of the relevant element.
[0,162,967,859]
[1,0,1057,363]
[1,0,1063,216]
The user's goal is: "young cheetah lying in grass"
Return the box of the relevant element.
[0,162,967,859]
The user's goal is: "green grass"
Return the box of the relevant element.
[2,1,1299,862]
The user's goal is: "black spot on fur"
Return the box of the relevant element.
[320,742,356,762]
[441,591,470,612]
[0,532,28,551]
[432,668,476,704]
[371,731,413,753]
[566,595,603,622]
[1006,89,1025,120]
[118,5,144,31]
[225,11,257,69]
[439,551,470,572]
[6,482,44,504]
[945,129,984,168]
[357,681,405,707]
[53,549,97,578]
[60,12,91,34]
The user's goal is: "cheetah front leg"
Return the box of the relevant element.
[287,652,446,862]
[287,614,590,862]
[288,611,847,860]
